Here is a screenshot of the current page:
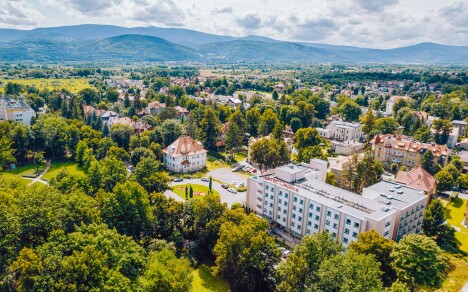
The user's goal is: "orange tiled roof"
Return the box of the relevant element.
[372,134,449,157]
[163,136,207,157]
[395,166,436,193]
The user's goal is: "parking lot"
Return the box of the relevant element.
[169,178,246,207]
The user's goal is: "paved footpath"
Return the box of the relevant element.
[24,161,51,186]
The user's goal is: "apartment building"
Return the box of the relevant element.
[163,136,207,173]
[372,134,450,168]
[0,97,35,125]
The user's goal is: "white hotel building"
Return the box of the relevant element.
[246,162,426,246]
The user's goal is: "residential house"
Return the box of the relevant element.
[174,106,189,122]
[394,166,437,199]
[147,101,166,116]
[458,151,468,172]
[163,136,207,173]
[111,117,152,134]
[317,120,363,142]
[452,120,467,137]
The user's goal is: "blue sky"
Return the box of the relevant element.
[0,0,467,48]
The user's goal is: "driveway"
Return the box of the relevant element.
[169,178,246,207]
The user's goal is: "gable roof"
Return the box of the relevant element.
[395,166,436,193]
[163,136,207,157]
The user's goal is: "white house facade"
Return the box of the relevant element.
[163,136,207,173]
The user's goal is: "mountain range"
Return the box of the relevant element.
[0,24,467,64]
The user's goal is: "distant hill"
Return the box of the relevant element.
[0,34,200,62]
[0,24,467,64]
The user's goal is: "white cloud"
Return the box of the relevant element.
[0,0,45,27]
[5,0,468,48]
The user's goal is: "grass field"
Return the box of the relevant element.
[172,184,220,200]
[6,163,44,177]
[443,198,468,253]
[192,264,229,292]
[0,78,92,94]
[42,161,85,181]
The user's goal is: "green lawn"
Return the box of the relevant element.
[172,184,220,200]
[6,163,44,177]
[42,161,85,181]
[192,264,229,292]
[443,198,468,253]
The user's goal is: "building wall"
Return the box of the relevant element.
[373,145,448,168]
[247,176,398,245]
[163,152,206,173]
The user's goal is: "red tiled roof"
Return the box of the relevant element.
[395,166,436,193]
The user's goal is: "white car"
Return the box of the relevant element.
[201,177,209,182]
[231,180,238,185]
[227,188,237,194]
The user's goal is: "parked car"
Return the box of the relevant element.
[238,183,245,187]
[232,166,242,172]
[201,177,209,182]
[173,177,183,182]
[231,180,239,185]
[228,188,238,194]
[221,184,228,189]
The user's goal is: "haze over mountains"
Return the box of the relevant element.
[0,24,467,64]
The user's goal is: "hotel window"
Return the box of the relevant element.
[278,199,282,204]
[277,215,281,220]
[327,211,331,217]
[332,232,336,237]
[308,221,312,226]
[298,217,302,221]
[344,228,350,234]
[279,191,282,195]
[278,207,281,211]
[283,218,286,222]
[315,215,320,221]
[299,208,303,213]
[300,200,304,205]
[291,222,295,227]
[293,206,296,211]
[334,214,339,220]
[285,194,289,198]
[384,231,389,236]
[292,214,296,219]
[354,222,360,228]
[316,206,320,212]
[309,203,314,209]
[343,237,349,243]
[284,202,287,206]
[314,224,319,229]
[346,219,351,225]
[333,223,338,229]
[270,203,273,207]
[326,220,330,226]
[283,210,287,214]
[309,212,313,217]
[298,225,301,230]
[352,232,358,238]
